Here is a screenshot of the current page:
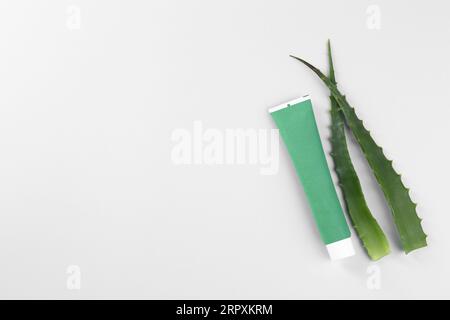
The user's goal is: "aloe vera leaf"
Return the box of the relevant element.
[327,41,390,260]
[290,53,427,254]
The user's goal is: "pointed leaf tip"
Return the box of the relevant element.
[327,40,336,85]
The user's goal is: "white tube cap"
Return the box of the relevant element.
[326,238,355,260]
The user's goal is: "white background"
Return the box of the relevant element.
[0,0,449,299]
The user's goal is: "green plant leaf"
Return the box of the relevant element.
[290,51,427,254]
[327,41,390,260]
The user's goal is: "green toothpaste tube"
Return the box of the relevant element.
[269,95,355,260]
